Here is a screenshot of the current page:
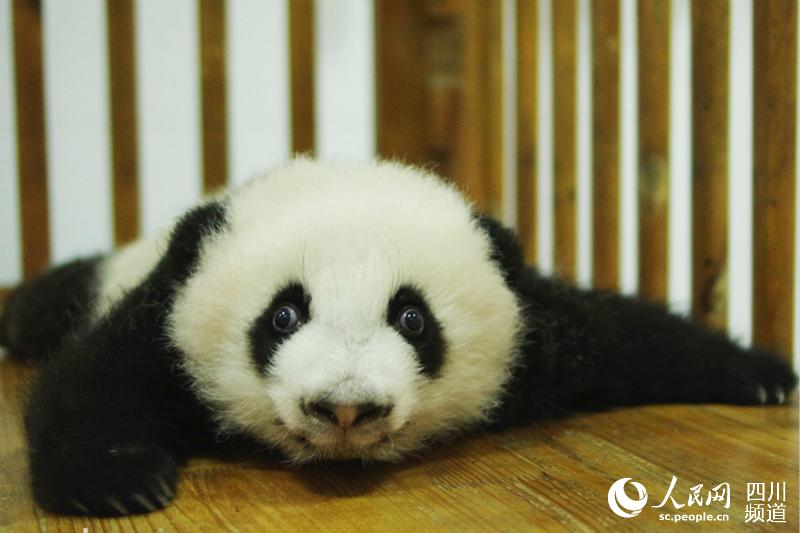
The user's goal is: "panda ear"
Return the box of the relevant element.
[151,200,228,286]
[472,213,525,285]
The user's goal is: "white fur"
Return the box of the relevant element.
[107,160,523,462]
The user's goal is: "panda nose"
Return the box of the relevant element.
[306,400,392,428]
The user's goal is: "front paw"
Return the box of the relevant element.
[32,441,178,516]
[724,352,798,406]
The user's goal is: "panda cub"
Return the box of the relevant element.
[0,160,796,516]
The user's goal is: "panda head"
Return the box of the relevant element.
[169,160,524,463]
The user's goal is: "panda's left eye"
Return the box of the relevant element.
[396,306,425,337]
[272,304,301,333]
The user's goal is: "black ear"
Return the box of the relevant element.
[151,200,228,286]
[472,213,526,285]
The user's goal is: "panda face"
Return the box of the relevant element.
[168,161,522,462]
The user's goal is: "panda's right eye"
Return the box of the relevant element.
[272,304,300,333]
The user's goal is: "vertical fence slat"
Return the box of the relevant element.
[199,0,228,192]
[753,1,797,360]
[107,0,140,245]
[691,0,728,330]
[517,0,537,262]
[375,0,427,166]
[290,0,314,155]
[458,0,504,217]
[591,0,619,290]
[637,0,670,302]
[13,0,50,278]
[552,0,576,281]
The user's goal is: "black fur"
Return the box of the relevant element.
[474,216,799,427]
[249,282,310,372]
[0,256,100,360]
[21,201,227,516]
[473,214,525,284]
[386,286,446,378]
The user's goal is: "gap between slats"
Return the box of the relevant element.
[43,0,113,263]
[0,0,22,286]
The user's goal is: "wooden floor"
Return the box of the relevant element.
[0,355,796,532]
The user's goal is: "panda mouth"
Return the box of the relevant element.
[283,426,391,457]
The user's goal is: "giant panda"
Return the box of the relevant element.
[0,159,796,516]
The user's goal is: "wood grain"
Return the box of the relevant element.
[552,0,576,282]
[637,0,670,303]
[290,0,315,155]
[591,0,620,291]
[375,0,428,166]
[0,356,796,531]
[13,0,50,278]
[516,0,537,264]
[691,1,728,332]
[106,0,140,246]
[753,1,797,360]
[199,0,228,193]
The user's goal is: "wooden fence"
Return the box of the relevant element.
[0,0,797,365]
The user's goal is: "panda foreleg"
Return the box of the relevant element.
[506,270,798,419]
[547,288,799,409]
[24,337,186,516]
[25,201,228,516]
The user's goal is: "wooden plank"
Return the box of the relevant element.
[455,0,504,218]
[13,0,50,278]
[552,0,576,281]
[516,0,537,263]
[290,0,314,155]
[753,1,797,360]
[375,0,428,166]
[591,0,619,290]
[106,0,140,246]
[637,0,670,302]
[691,1,728,331]
[199,0,228,193]
[0,356,797,530]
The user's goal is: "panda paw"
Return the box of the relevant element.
[724,353,798,406]
[34,441,178,516]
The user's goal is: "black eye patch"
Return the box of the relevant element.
[249,283,310,372]
[387,286,445,378]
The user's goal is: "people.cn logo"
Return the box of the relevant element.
[608,478,649,518]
